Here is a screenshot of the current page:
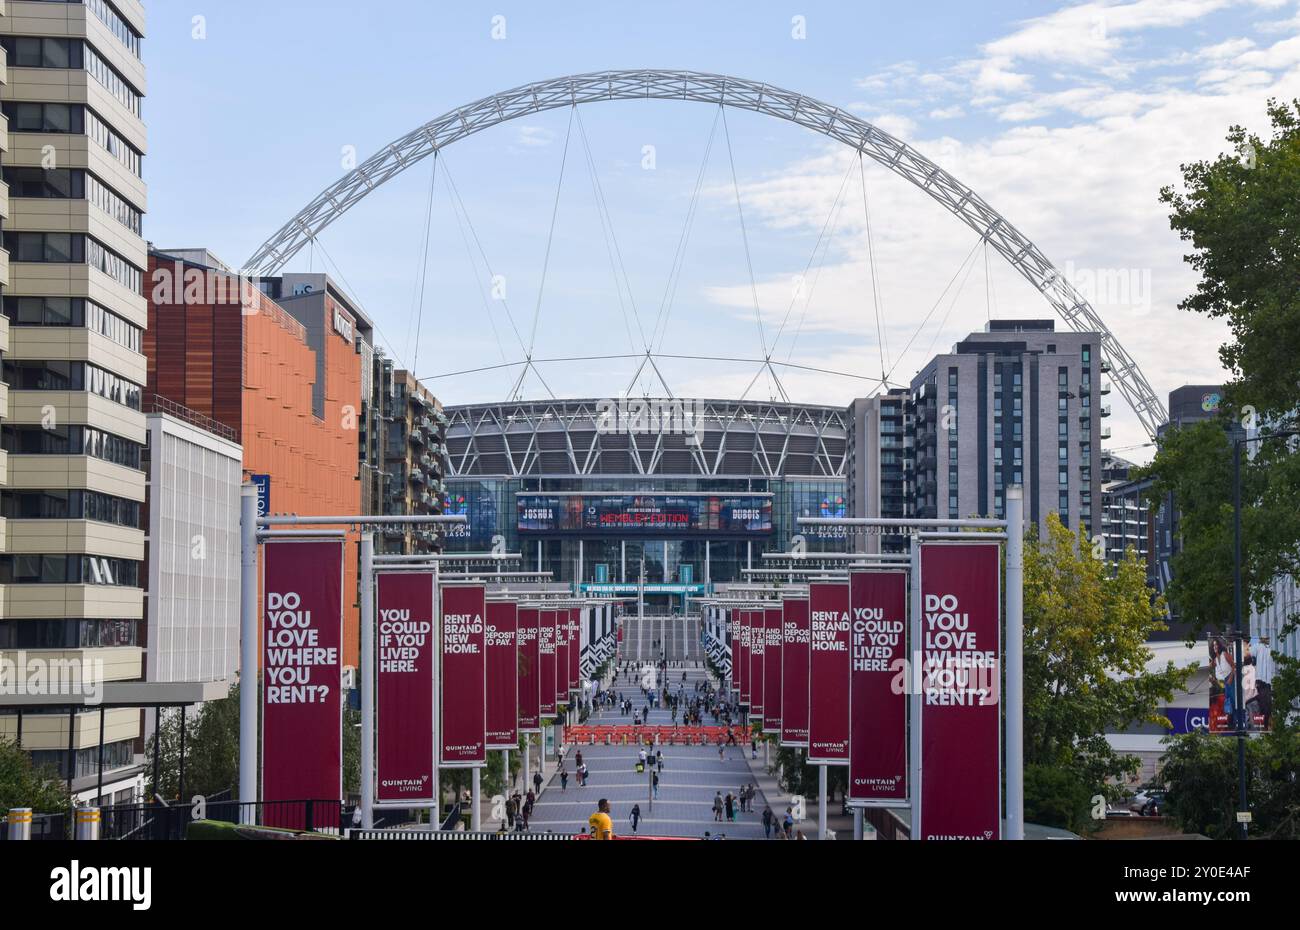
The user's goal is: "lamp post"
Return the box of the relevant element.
[1231,426,1298,840]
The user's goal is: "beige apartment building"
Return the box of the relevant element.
[0,0,148,805]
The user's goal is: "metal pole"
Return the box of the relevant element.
[96,706,105,807]
[908,534,922,841]
[239,483,259,819]
[1233,438,1248,839]
[523,734,531,800]
[360,532,375,829]
[853,807,863,841]
[1005,486,1025,840]
[504,748,510,795]
[152,706,161,803]
[65,705,75,794]
[817,764,828,840]
[178,706,187,803]
[471,767,482,831]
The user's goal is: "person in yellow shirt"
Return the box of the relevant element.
[588,798,614,840]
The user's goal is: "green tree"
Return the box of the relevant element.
[0,738,70,813]
[1142,102,1300,834]
[1021,514,1192,831]
[148,684,242,801]
[1158,99,1300,423]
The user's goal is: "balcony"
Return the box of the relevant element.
[1100,404,1112,418]
[409,429,426,445]
[1100,381,1111,396]
[1100,426,1111,440]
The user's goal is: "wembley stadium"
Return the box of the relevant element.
[440,397,850,609]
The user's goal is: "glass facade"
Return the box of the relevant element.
[443,475,846,590]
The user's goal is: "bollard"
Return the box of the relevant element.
[6,808,33,841]
[74,807,101,841]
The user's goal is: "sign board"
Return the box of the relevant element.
[261,540,343,822]
[376,571,436,802]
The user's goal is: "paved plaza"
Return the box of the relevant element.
[527,663,778,839]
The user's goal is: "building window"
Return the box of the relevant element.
[0,554,140,587]
[1059,469,1068,486]
[1,360,143,410]
[3,297,142,352]
[1,425,143,469]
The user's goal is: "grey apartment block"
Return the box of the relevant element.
[907,320,1107,540]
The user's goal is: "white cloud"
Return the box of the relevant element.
[516,125,555,147]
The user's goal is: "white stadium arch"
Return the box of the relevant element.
[244,69,1167,438]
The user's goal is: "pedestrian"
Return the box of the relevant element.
[762,805,774,839]
[588,798,614,840]
[533,770,543,795]
[750,737,757,759]
[652,770,660,799]
[560,766,569,791]
[505,795,517,828]
[576,749,584,770]
[783,807,794,839]
[630,803,641,834]
[656,749,664,773]
[724,792,735,822]
[713,792,724,822]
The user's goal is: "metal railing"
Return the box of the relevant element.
[353,828,575,841]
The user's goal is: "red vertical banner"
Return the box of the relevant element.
[375,571,436,802]
[780,598,810,747]
[749,607,766,718]
[808,581,851,764]
[727,609,738,695]
[568,607,581,694]
[517,607,541,732]
[538,609,558,718]
[440,584,487,767]
[918,543,1002,841]
[848,570,908,806]
[553,609,568,710]
[486,600,519,750]
[763,606,782,735]
[262,540,343,815]
[743,611,754,707]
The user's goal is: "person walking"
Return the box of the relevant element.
[559,766,569,791]
[724,792,735,822]
[533,770,543,796]
[652,770,660,799]
[630,803,642,834]
[762,805,774,839]
[588,799,614,840]
[656,749,664,774]
[782,807,794,839]
[713,792,724,822]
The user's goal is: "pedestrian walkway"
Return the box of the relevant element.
[527,660,778,839]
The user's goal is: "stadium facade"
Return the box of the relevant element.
[441,398,848,609]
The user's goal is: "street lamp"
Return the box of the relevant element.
[1231,425,1299,840]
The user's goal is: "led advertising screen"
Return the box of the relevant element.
[517,494,773,535]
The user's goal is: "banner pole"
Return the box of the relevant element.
[853,807,863,840]
[471,767,482,831]
[1005,487,1025,840]
[523,735,530,805]
[909,534,922,841]
[360,532,375,830]
[817,764,828,840]
[238,484,258,823]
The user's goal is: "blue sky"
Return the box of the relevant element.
[142,0,1300,458]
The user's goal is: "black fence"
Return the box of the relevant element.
[0,811,69,841]
[353,828,575,841]
[3,799,343,841]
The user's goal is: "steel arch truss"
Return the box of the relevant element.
[444,398,848,479]
[245,69,1168,438]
